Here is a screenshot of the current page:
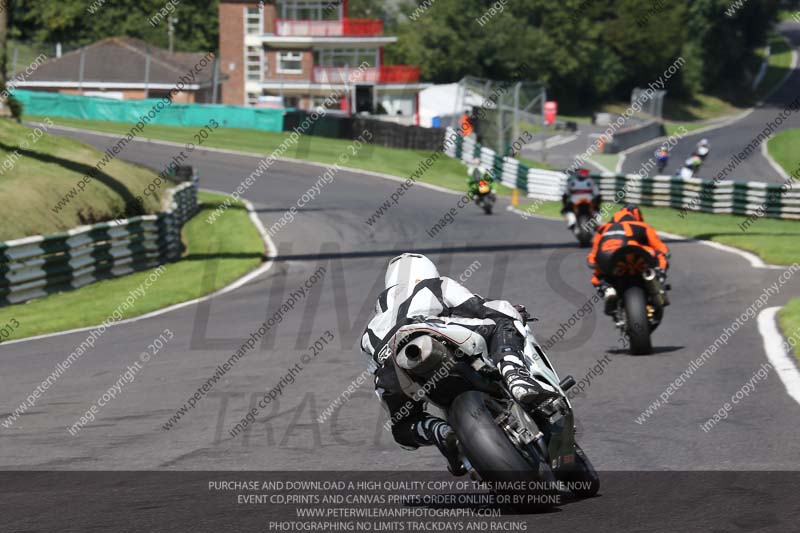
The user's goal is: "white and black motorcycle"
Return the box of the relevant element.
[384,314,599,508]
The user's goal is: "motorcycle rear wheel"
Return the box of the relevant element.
[624,286,652,355]
[576,214,592,247]
[449,391,557,509]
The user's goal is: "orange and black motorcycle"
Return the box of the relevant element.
[596,245,670,355]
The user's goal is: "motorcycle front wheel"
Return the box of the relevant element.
[554,443,600,498]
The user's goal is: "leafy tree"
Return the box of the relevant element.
[0,0,22,120]
[387,0,780,111]
[11,0,219,52]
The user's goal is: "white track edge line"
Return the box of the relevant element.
[758,307,800,407]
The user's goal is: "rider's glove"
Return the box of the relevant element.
[513,304,532,324]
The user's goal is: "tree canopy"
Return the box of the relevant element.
[7,0,783,111]
[11,0,219,53]
[385,0,781,110]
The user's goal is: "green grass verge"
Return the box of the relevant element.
[663,94,744,127]
[0,118,168,240]
[767,128,800,177]
[518,156,559,171]
[769,127,800,359]
[779,300,800,360]
[0,191,264,341]
[664,121,712,137]
[589,154,619,174]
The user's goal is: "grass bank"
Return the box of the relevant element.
[767,128,800,177]
[0,119,168,240]
[0,191,264,342]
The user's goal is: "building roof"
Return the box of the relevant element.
[21,37,216,89]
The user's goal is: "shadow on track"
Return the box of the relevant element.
[607,345,684,356]
[270,242,589,263]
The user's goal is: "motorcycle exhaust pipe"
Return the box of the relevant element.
[396,336,451,376]
[565,211,577,229]
[643,269,669,307]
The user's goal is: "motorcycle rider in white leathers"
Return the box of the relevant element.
[361,254,559,475]
[561,168,602,229]
[696,138,710,160]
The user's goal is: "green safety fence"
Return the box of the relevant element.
[12,90,284,132]
[444,128,800,220]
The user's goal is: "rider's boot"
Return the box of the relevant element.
[414,417,467,476]
[598,281,618,315]
[565,211,577,229]
[497,353,560,407]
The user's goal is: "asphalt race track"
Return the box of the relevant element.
[2,129,800,530]
[622,22,800,183]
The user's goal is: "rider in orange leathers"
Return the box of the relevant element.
[587,205,670,313]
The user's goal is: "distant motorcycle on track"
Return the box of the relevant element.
[467,162,496,215]
[474,179,496,215]
[676,154,703,180]
[655,147,670,174]
[565,197,599,248]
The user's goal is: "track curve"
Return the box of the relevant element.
[2,129,800,527]
[622,21,800,182]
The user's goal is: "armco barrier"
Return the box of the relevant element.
[0,182,199,306]
[596,174,800,218]
[602,121,666,153]
[445,128,565,200]
[444,128,800,219]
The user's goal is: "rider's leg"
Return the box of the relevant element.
[563,201,577,228]
[475,318,560,406]
[593,271,617,315]
[375,360,466,475]
[592,198,603,224]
